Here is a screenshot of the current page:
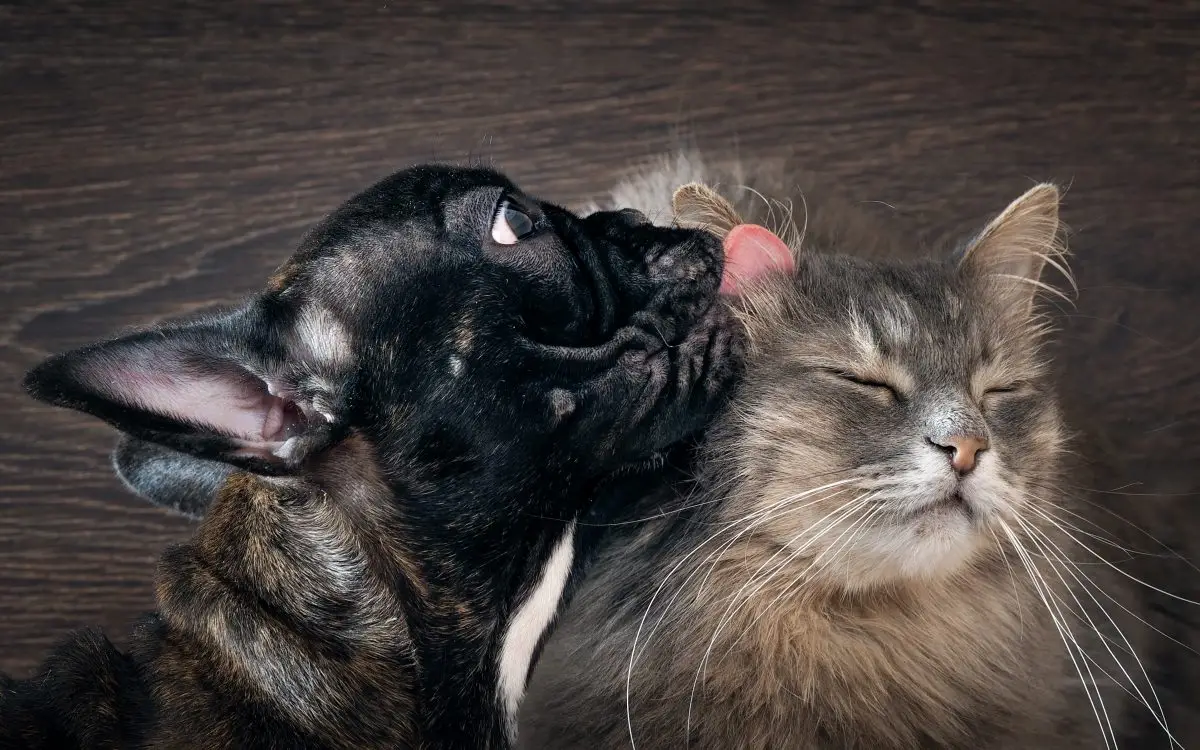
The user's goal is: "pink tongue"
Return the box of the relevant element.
[719,224,795,296]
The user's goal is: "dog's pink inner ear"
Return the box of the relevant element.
[720,224,794,295]
[86,357,303,452]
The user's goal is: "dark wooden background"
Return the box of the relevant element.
[1,0,1197,675]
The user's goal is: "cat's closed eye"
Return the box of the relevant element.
[492,196,537,245]
[981,381,1027,403]
[821,368,902,401]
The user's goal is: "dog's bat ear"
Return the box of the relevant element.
[24,304,352,476]
[111,435,229,519]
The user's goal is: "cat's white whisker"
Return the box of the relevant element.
[727,498,887,658]
[999,519,1117,750]
[624,478,859,749]
[671,483,853,618]
[1015,515,1177,746]
[1022,511,1200,657]
[1042,494,1200,577]
[766,500,892,615]
[686,495,879,742]
[1024,504,1200,656]
[1003,532,1115,749]
[643,485,856,664]
[689,488,854,605]
[990,525,1026,630]
[1021,504,1200,607]
[694,492,874,664]
[1041,517,1164,560]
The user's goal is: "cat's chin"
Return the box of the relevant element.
[830,509,987,591]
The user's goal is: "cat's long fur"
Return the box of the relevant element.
[519,153,1200,748]
[2,163,742,749]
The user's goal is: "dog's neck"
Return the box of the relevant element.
[153,435,577,748]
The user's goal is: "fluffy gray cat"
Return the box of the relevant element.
[519,153,1200,748]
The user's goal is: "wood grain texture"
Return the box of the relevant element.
[2,0,1198,676]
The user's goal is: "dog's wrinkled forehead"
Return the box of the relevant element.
[264,164,611,362]
[269,165,512,302]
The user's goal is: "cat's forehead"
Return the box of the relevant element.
[815,260,974,335]
[778,258,1019,377]
[849,273,976,356]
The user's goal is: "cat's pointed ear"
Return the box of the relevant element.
[672,182,744,236]
[112,435,228,519]
[672,182,795,294]
[720,224,796,296]
[959,183,1070,312]
[23,306,350,475]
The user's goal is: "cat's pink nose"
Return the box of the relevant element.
[930,435,988,474]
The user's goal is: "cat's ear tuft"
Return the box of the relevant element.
[672,182,744,237]
[960,183,1072,312]
[23,311,342,475]
[720,224,796,296]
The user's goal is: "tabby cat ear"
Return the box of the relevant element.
[672,182,744,235]
[670,180,796,294]
[23,306,345,475]
[959,183,1068,312]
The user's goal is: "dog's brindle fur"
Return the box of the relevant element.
[3,164,741,749]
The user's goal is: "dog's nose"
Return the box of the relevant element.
[928,434,988,474]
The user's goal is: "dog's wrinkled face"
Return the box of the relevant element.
[26,163,738,517]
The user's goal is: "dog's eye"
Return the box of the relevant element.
[491,199,536,245]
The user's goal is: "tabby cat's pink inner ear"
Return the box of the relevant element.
[720,224,795,295]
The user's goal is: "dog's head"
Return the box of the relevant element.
[26,162,738,521]
[21,164,748,744]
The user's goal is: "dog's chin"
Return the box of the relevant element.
[648,295,740,392]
